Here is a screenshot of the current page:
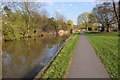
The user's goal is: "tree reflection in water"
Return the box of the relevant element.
[2,35,67,78]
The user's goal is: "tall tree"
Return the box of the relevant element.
[54,12,67,30]
[111,0,120,32]
[119,0,120,32]
[48,17,59,35]
[67,20,73,34]
[92,2,116,32]
[39,9,49,17]
[77,12,90,31]
[6,1,45,37]
[88,13,98,29]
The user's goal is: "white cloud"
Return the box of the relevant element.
[55,3,73,13]
[58,3,73,9]
[56,9,64,12]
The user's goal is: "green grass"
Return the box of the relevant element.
[41,33,80,78]
[84,31,118,36]
[85,31,119,78]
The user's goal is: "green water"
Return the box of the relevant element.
[2,36,66,78]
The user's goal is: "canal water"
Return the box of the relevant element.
[2,36,67,78]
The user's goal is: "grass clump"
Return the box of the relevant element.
[41,33,80,78]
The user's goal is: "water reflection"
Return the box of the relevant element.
[2,36,66,78]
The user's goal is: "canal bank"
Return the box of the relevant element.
[34,35,70,78]
[40,33,80,78]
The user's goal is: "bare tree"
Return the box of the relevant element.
[54,11,66,30]
[3,1,45,37]
[93,2,116,32]
[95,0,120,32]
[112,0,120,32]
[54,11,66,22]
[39,9,49,17]
[16,2,44,37]
[117,0,120,32]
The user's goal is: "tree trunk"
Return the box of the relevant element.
[27,10,31,37]
[112,0,119,33]
[118,21,120,33]
[112,0,119,21]
[101,24,105,32]
[101,27,104,32]
[70,29,73,34]
[86,26,88,31]
[55,26,58,36]
[55,31,58,36]
[118,1,120,33]
[106,24,110,32]
[85,22,88,31]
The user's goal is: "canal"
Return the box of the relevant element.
[2,35,67,78]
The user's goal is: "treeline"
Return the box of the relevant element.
[2,2,69,41]
[77,0,120,32]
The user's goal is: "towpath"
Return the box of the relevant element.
[67,32,110,78]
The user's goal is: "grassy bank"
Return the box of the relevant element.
[85,31,118,78]
[41,33,80,78]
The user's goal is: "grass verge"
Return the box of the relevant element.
[85,31,118,78]
[41,33,80,78]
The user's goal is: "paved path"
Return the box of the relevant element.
[67,33,110,78]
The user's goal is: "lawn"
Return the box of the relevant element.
[41,33,80,78]
[85,31,119,78]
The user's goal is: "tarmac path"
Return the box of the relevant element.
[67,32,110,78]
